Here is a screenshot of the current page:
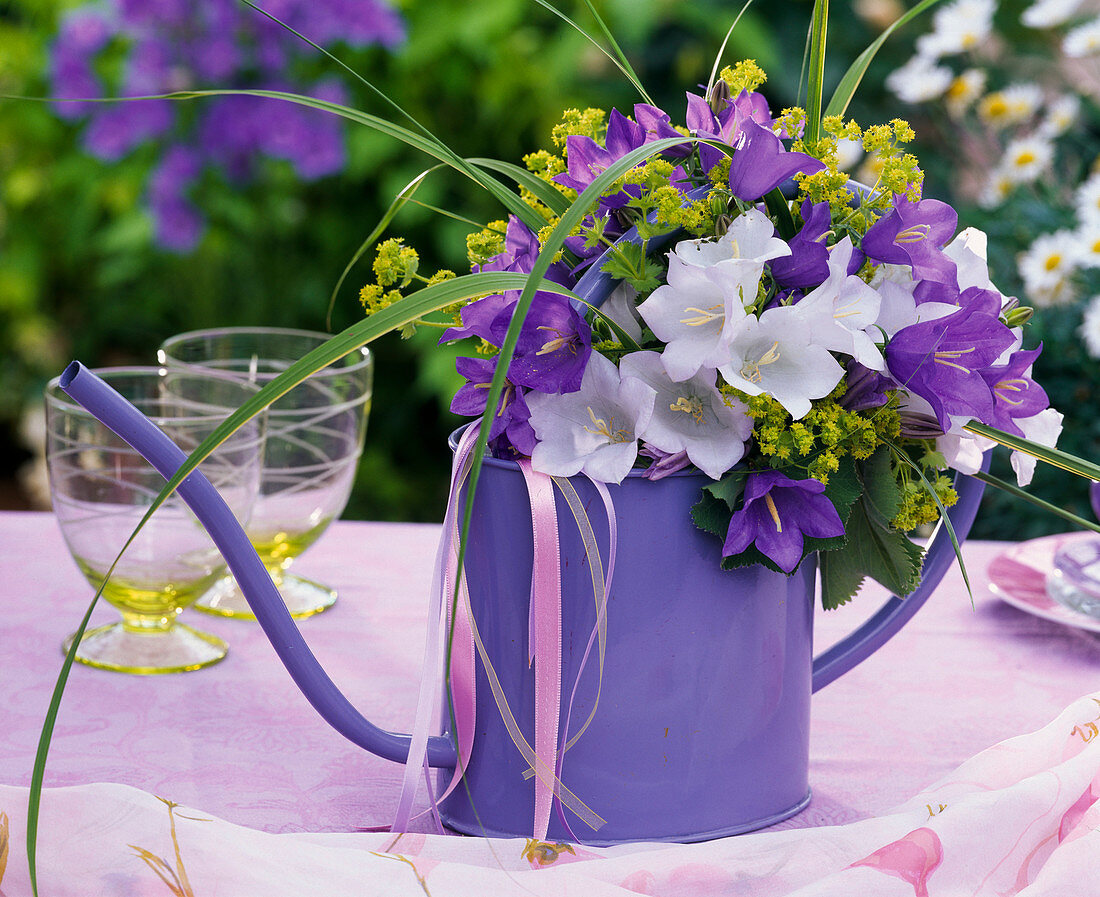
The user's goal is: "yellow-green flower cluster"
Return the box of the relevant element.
[893,475,958,532]
[551,107,606,148]
[466,220,508,267]
[860,120,923,204]
[737,384,900,485]
[372,238,419,287]
[719,60,767,95]
[796,116,865,217]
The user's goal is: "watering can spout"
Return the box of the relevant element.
[58,361,458,770]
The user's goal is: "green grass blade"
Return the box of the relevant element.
[468,158,571,216]
[448,132,698,685]
[706,1,756,99]
[964,422,1100,482]
[974,471,1100,534]
[805,0,829,147]
[824,0,944,119]
[168,88,549,234]
[528,0,654,104]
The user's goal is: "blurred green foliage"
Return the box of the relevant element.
[14,0,1083,541]
[1,0,881,521]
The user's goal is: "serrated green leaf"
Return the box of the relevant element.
[703,469,748,511]
[691,487,733,541]
[860,447,901,529]
[820,498,924,610]
[819,549,864,610]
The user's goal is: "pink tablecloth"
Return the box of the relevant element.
[1,510,1099,836]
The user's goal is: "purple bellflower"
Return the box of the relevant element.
[450,357,536,457]
[980,345,1050,437]
[685,89,774,173]
[771,199,863,291]
[727,121,827,202]
[489,294,592,395]
[841,361,895,412]
[722,470,845,573]
[885,288,1017,432]
[861,196,958,299]
[555,108,650,196]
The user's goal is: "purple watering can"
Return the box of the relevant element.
[58,359,986,844]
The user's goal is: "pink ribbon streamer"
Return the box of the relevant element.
[390,424,480,833]
[518,459,562,841]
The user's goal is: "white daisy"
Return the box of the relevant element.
[916,0,995,58]
[1038,94,1081,137]
[978,83,1044,128]
[1079,294,1100,357]
[1064,16,1100,56]
[835,137,864,172]
[885,55,954,104]
[979,170,1015,209]
[1075,223,1100,269]
[1018,231,1080,306]
[1000,134,1055,184]
[944,69,987,118]
[1021,0,1083,28]
[1074,173,1100,225]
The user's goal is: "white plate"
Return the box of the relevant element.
[987,533,1100,634]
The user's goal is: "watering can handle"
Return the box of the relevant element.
[59,361,459,770]
[811,454,989,692]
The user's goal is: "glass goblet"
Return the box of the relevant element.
[45,366,264,673]
[157,327,373,619]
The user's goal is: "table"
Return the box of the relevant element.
[2,510,1098,837]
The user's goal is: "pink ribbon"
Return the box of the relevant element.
[518,459,562,841]
[390,425,480,833]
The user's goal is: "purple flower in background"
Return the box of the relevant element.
[722,469,844,573]
[980,345,1050,436]
[727,121,826,202]
[49,0,405,252]
[885,289,1016,432]
[861,196,958,296]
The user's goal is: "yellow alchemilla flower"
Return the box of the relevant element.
[720,60,767,95]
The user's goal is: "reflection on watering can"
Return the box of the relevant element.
[59,360,988,844]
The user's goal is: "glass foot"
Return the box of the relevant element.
[193,573,337,620]
[64,622,228,674]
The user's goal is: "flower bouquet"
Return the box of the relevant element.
[356,56,1073,611]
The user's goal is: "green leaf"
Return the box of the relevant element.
[468,157,571,216]
[691,487,735,541]
[820,497,924,610]
[529,0,654,105]
[24,270,577,897]
[860,447,901,529]
[705,1,757,101]
[763,188,796,240]
[166,88,550,234]
[974,470,1100,535]
[326,166,440,329]
[704,469,748,511]
[824,0,945,119]
[805,0,828,146]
